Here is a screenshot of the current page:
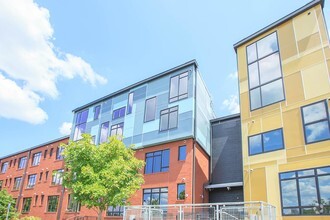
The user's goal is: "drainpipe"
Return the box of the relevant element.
[57,185,65,220]
[16,150,31,210]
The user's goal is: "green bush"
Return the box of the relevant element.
[20,217,41,220]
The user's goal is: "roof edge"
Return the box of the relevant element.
[0,135,70,160]
[233,0,324,51]
[211,113,240,123]
[72,60,198,112]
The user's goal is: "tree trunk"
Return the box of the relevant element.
[97,209,103,220]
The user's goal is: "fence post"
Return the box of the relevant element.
[216,204,219,220]
[179,205,182,220]
[148,206,151,220]
[260,203,264,220]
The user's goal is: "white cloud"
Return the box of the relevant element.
[228,71,238,79]
[222,95,240,114]
[0,0,107,124]
[59,122,72,136]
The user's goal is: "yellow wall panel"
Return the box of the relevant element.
[262,113,282,132]
[287,150,330,163]
[279,156,330,173]
[237,47,248,81]
[286,146,306,158]
[306,140,330,154]
[249,160,277,169]
[250,168,267,202]
[325,47,330,59]
[293,8,318,41]
[315,6,329,44]
[278,20,298,60]
[282,109,304,148]
[240,92,250,120]
[283,72,305,105]
[240,80,248,93]
[297,32,321,53]
[265,165,282,214]
[247,118,261,136]
[302,62,330,99]
[249,150,285,165]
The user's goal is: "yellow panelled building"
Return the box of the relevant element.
[234,0,330,219]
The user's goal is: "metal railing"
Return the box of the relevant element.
[123,202,276,220]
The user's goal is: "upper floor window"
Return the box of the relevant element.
[246,32,284,110]
[73,109,89,141]
[144,97,156,122]
[280,166,330,216]
[169,72,188,103]
[145,149,170,174]
[56,147,64,160]
[99,121,110,144]
[178,145,186,161]
[32,152,41,166]
[143,187,168,205]
[13,177,22,191]
[249,128,284,155]
[112,107,126,120]
[1,162,8,173]
[94,105,101,120]
[18,157,27,169]
[110,123,124,137]
[27,174,37,188]
[51,169,64,185]
[160,106,178,131]
[127,92,134,115]
[301,100,330,144]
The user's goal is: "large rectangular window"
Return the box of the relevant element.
[27,174,37,188]
[112,107,126,120]
[301,100,330,144]
[246,32,285,110]
[47,196,59,212]
[177,183,186,200]
[169,72,188,103]
[280,166,330,216]
[94,105,101,120]
[144,97,156,122]
[56,147,64,160]
[67,194,81,212]
[107,206,124,216]
[13,177,22,191]
[18,157,27,169]
[145,149,170,174]
[127,92,134,115]
[22,198,32,213]
[51,169,64,185]
[99,121,110,144]
[32,152,41,166]
[159,106,178,131]
[110,123,124,137]
[249,128,284,155]
[143,187,168,205]
[1,162,8,173]
[73,109,89,141]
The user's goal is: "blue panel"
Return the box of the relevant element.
[102,99,112,114]
[147,76,168,97]
[123,137,132,147]
[133,86,147,101]
[132,134,142,145]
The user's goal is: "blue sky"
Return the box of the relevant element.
[0,0,329,157]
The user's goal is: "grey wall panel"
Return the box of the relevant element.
[146,76,168,97]
[101,99,112,114]
[209,187,243,203]
[133,86,146,101]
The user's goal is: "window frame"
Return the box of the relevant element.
[144,149,170,174]
[112,106,126,120]
[178,145,187,161]
[67,194,81,213]
[99,121,110,144]
[22,197,32,213]
[107,206,124,216]
[177,183,186,200]
[73,109,89,141]
[110,123,124,137]
[301,100,330,144]
[142,187,168,205]
[51,169,64,186]
[127,92,134,115]
[248,128,285,156]
[47,195,59,213]
[246,31,285,111]
[1,162,8,173]
[56,147,64,160]
[27,174,37,189]
[279,166,330,216]
[159,106,179,132]
[31,152,42,166]
[144,96,157,122]
[93,105,101,120]
[13,176,22,191]
[169,72,189,103]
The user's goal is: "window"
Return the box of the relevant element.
[41,195,45,205]
[45,171,49,181]
[13,159,16,167]
[9,178,12,187]
[99,121,110,144]
[143,187,168,205]
[73,109,88,141]
[169,72,188,102]
[127,92,134,115]
[94,105,101,120]
[49,148,53,157]
[32,152,41,166]
[56,147,64,160]
[249,128,284,155]
[280,166,330,216]
[144,97,156,122]
[44,150,48,159]
[0,180,2,190]
[107,206,124,216]
[9,160,12,167]
[18,157,27,169]
[177,183,186,200]
[145,149,170,174]
[27,174,37,188]
[39,172,43,181]
[110,123,124,137]
[160,106,178,131]
[246,32,284,110]
[51,169,64,185]
[47,196,59,212]
[1,162,8,173]
[67,194,81,212]
[301,100,330,144]
[178,145,186,161]
[34,195,39,206]
[13,177,22,191]
[112,107,126,120]
[22,198,32,213]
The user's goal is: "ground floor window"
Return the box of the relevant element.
[143,187,168,205]
[47,195,59,212]
[22,197,32,213]
[67,194,81,212]
[280,166,330,215]
[107,206,124,216]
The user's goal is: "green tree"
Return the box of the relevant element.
[62,134,144,220]
[0,190,19,220]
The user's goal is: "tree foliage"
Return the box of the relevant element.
[62,134,144,219]
[0,190,19,220]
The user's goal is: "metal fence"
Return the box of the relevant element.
[123,202,276,220]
